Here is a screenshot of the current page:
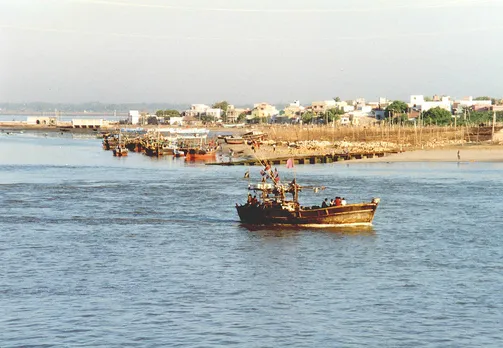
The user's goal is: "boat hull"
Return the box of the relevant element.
[113,149,129,157]
[236,201,379,226]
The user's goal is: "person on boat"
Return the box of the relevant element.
[322,198,329,208]
[341,197,347,206]
[330,199,335,206]
[274,173,280,183]
[335,197,342,206]
[252,195,258,204]
[247,193,253,204]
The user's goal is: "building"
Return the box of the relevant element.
[72,119,106,128]
[205,108,222,119]
[169,117,184,126]
[249,102,279,120]
[283,100,305,119]
[311,100,336,114]
[26,116,57,125]
[128,110,140,125]
[410,95,452,112]
[226,105,247,123]
[184,104,210,118]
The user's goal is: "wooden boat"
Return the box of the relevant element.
[112,146,128,157]
[112,132,128,157]
[224,136,245,144]
[185,148,217,161]
[173,149,185,157]
[236,175,379,227]
[242,131,266,141]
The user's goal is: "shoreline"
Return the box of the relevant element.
[3,122,503,163]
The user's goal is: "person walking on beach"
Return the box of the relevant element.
[457,150,461,161]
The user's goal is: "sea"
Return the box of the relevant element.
[1,130,502,347]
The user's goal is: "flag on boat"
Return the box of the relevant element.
[286,158,294,169]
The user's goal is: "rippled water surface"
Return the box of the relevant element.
[1,132,502,347]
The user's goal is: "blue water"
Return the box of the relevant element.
[1,132,502,347]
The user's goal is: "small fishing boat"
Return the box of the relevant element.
[112,132,128,157]
[185,148,217,161]
[173,149,185,157]
[224,135,245,144]
[236,170,379,227]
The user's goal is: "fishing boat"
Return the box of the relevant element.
[224,135,245,144]
[242,130,266,141]
[173,148,185,157]
[112,132,129,157]
[185,148,217,161]
[236,171,379,227]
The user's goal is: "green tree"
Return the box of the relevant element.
[333,96,341,102]
[155,110,164,117]
[325,107,343,123]
[474,96,491,101]
[422,107,452,125]
[147,116,159,125]
[385,100,409,119]
[212,101,229,122]
[163,109,180,117]
[301,111,314,124]
[386,100,408,114]
[237,112,247,123]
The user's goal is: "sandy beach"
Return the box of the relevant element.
[359,146,503,163]
[221,141,503,164]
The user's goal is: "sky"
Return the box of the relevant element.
[1,0,502,105]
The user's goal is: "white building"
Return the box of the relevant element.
[455,96,492,108]
[169,117,184,126]
[205,108,223,119]
[128,110,140,125]
[26,116,57,125]
[72,119,106,128]
[410,95,452,112]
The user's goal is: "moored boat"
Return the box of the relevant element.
[224,136,245,144]
[113,146,129,157]
[185,148,217,161]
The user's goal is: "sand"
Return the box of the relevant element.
[358,146,503,163]
[221,141,503,164]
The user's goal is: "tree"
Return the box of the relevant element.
[422,107,452,125]
[212,101,229,122]
[147,116,159,125]
[386,100,408,114]
[474,96,491,101]
[155,110,164,117]
[237,112,247,123]
[301,111,314,124]
[333,96,341,102]
[325,107,343,123]
[385,100,409,120]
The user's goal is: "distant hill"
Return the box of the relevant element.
[0,102,190,114]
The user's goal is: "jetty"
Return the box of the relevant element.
[207,151,395,166]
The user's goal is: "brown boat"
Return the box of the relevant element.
[236,174,379,227]
[112,146,128,157]
[224,136,245,144]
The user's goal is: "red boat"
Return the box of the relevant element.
[185,148,217,161]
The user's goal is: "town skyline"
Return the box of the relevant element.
[2,0,503,104]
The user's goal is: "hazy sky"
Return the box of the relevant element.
[1,0,502,105]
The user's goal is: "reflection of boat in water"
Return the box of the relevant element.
[236,172,379,227]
